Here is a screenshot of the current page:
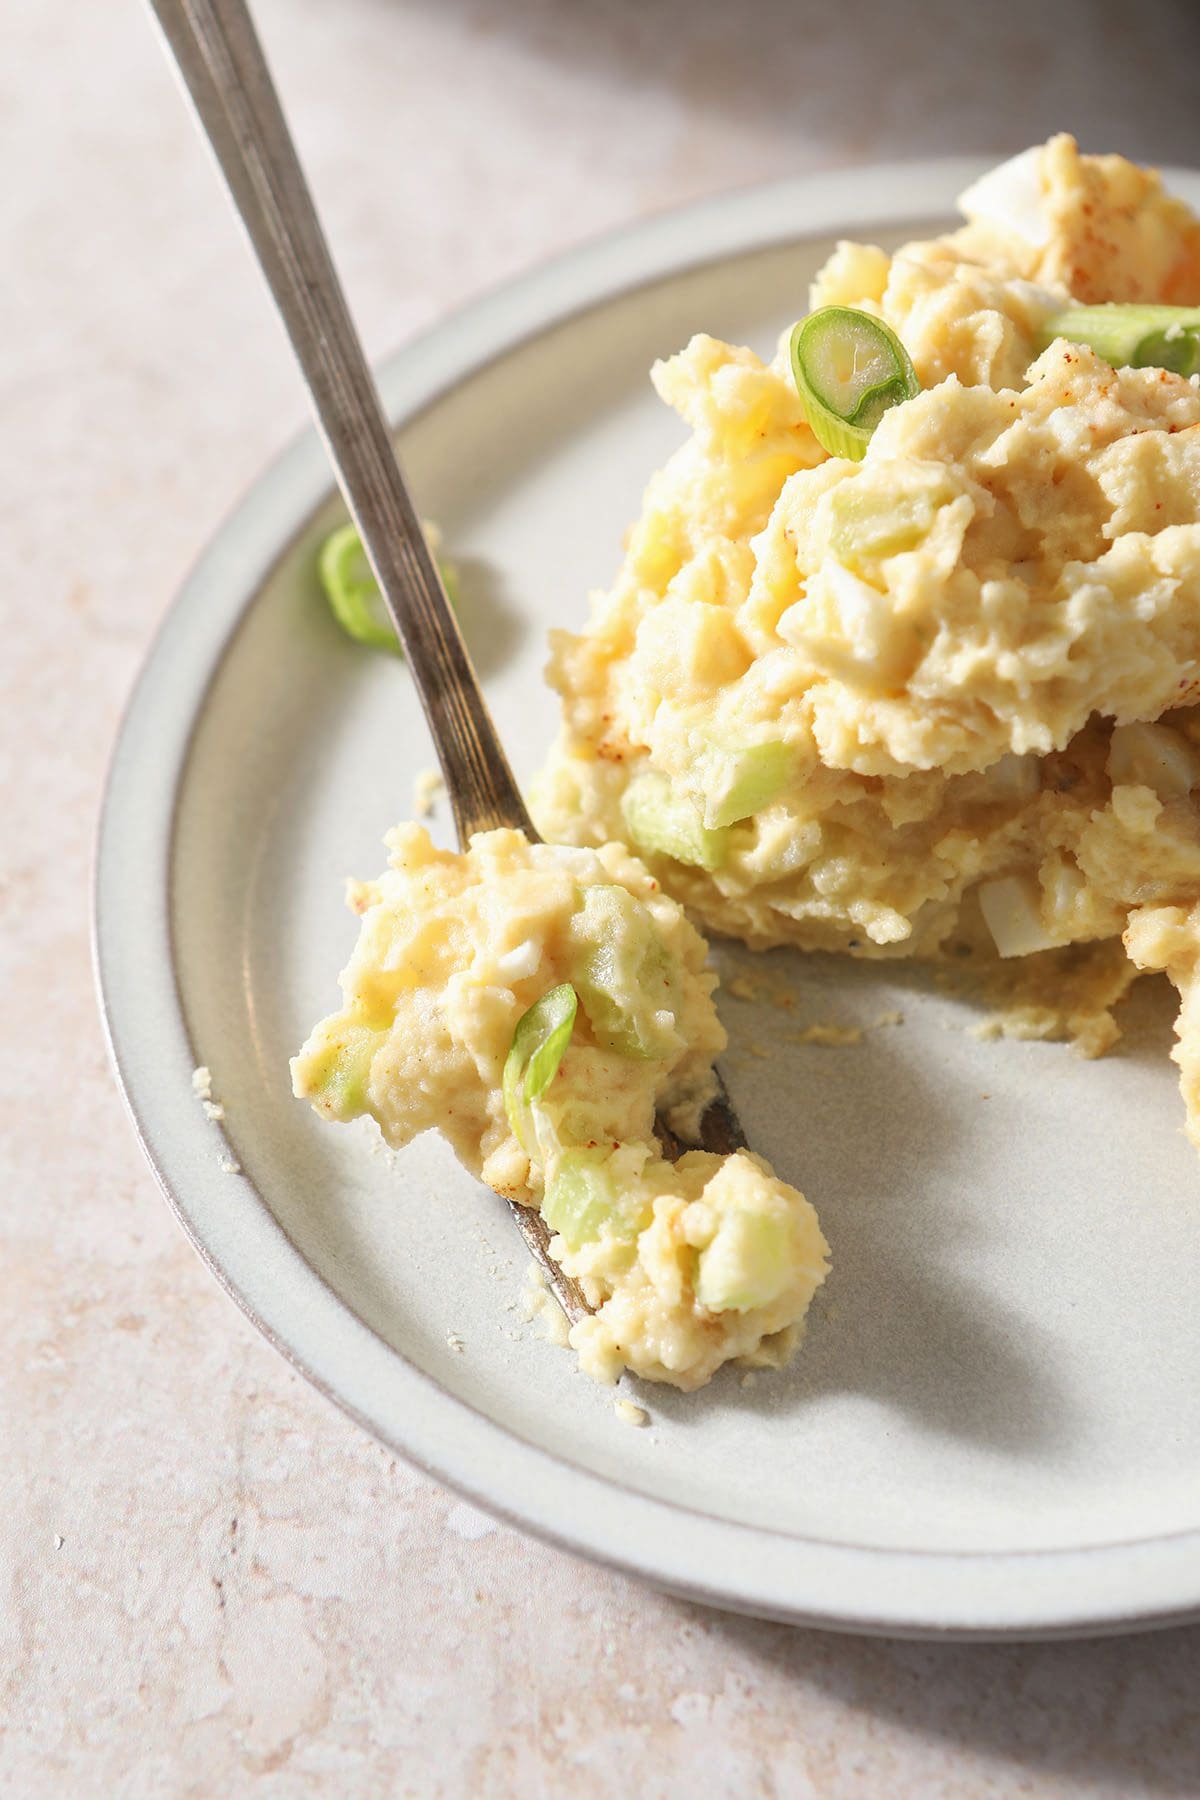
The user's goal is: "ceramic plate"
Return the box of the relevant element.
[95,160,1200,1639]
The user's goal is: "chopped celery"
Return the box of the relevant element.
[828,479,947,567]
[1137,326,1200,378]
[317,522,459,655]
[790,307,920,461]
[685,738,795,830]
[542,1150,642,1251]
[502,983,577,1152]
[1039,303,1200,377]
[305,1023,385,1120]
[568,884,679,1059]
[620,769,731,871]
[696,1207,793,1313]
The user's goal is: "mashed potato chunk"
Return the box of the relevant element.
[293,826,828,1389]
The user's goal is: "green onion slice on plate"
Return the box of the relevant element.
[317,523,459,654]
[318,523,402,653]
[790,306,921,461]
[502,982,578,1153]
[1039,304,1200,378]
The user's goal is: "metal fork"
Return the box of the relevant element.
[147,0,746,1327]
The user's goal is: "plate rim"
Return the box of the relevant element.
[94,154,1200,1640]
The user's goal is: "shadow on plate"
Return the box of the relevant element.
[645,990,1073,1459]
[451,554,527,679]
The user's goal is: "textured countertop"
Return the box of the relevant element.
[6,0,1200,1791]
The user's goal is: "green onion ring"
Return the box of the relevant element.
[790,306,921,461]
[502,983,578,1153]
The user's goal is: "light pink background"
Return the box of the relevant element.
[6,0,1200,1790]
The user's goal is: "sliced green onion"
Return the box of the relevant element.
[317,523,460,654]
[790,307,920,461]
[502,983,577,1152]
[1039,304,1200,377]
[318,524,401,653]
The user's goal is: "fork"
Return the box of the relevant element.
[147,0,747,1327]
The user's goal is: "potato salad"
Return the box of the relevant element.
[534,135,1200,1143]
[293,827,828,1388]
[301,135,1200,1392]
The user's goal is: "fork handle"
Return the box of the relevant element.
[147,0,595,1330]
[147,0,534,845]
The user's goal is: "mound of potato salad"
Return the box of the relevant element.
[300,135,1200,1390]
[292,827,829,1388]
[534,135,1200,1145]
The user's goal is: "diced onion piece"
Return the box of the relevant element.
[977,875,1057,959]
[790,307,920,462]
[620,769,731,871]
[1039,304,1200,377]
[1107,722,1200,800]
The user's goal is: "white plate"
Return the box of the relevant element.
[96,160,1200,1640]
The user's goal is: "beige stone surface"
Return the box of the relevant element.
[5,0,1200,1791]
